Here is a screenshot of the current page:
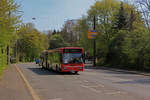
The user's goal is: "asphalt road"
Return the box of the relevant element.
[18,63,150,100]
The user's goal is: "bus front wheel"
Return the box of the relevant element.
[74,71,78,74]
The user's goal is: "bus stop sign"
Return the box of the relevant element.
[88,30,97,39]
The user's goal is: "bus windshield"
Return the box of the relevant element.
[63,53,83,64]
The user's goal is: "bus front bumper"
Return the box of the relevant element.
[61,66,84,72]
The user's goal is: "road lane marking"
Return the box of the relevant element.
[82,80,105,87]
[88,84,105,88]
[48,98,63,100]
[15,64,41,100]
[105,91,126,95]
[83,80,89,82]
[81,84,126,95]
[80,85,101,93]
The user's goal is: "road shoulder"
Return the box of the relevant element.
[0,64,33,100]
[85,64,150,76]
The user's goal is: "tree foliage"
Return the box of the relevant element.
[0,0,20,47]
[49,34,68,49]
[17,23,49,62]
[75,0,150,70]
[135,0,150,32]
[0,0,21,74]
[115,2,127,30]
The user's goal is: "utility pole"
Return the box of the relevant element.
[7,45,10,64]
[15,40,18,63]
[93,16,96,67]
[7,11,11,64]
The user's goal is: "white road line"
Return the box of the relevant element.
[48,98,63,100]
[88,84,105,88]
[82,80,105,87]
[15,64,41,100]
[105,91,122,95]
[81,84,126,95]
[102,77,131,82]
[83,80,89,82]
[80,85,101,93]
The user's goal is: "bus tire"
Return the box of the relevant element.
[56,65,60,72]
[56,65,58,72]
[47,64,50,69]
[59,67,61,72]
[42,65,44,69]
[75,71,78,74]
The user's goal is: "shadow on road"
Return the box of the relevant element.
[85,66,136,75]
[28,68,59,75]
[28,68,79,75]
[116,78,150,84]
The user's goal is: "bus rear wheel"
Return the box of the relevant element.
[42,66,44,69]
[56,65,59,72]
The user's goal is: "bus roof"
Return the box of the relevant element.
[41,47,83,54]
[62,47,83,49]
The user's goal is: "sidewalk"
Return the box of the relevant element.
[85,64,150,76]
[0,64,33,100]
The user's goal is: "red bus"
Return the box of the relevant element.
[40,47,84,74]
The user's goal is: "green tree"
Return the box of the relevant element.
[74,17,93,56]
[0,0,20,47]
[76,0,149,70]
[0,0,21,74]
[49,34,68,49]
[79,0,120,63]
[115,2,127,30]
[17,23,48,62]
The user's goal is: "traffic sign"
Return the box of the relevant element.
[88,30,97,39]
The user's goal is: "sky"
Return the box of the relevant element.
[15,0,96,31]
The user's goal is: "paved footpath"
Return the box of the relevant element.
[0,64,33,100]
